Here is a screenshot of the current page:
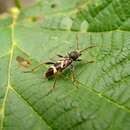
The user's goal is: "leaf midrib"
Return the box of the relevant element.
[0,18,52,130]
[0,21,15,130]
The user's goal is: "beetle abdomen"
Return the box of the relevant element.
[45,68,54,78]
[45,59,72,78]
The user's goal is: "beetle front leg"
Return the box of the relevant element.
[76,59,95,64]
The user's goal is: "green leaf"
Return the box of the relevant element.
[1,0,130,130]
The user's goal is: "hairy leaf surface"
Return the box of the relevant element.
[0,0,130,130]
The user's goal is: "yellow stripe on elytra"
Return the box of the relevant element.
[60,61,64,68]
[58,60,64,68]
[51,66,57,74]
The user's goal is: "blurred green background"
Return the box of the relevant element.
[0,0,36,13]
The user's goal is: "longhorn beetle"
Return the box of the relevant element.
[18,34,96,93]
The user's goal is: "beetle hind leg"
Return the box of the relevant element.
[24,61,55,73]
[46,76,57,95]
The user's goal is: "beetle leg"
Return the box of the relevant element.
[76,59,95,64]
[57,54,64,58]
[71,64,75,81]
[47,76,57,95]
[81,60,95,64]
[70,64,79,88]
[76,59,82,61]
[24,61,55,73]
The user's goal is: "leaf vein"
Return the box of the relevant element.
[10,86,52,130]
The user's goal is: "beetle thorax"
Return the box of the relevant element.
[68,51,81,60]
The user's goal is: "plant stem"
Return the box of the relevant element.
[14,0,22,9]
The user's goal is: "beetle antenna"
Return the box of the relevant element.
[76,34,79,50]
[80,46,96,53]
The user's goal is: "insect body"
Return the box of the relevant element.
[45,46,95,78]
[45,58,72,77]
[45,51,80,78]
[18,34,96,94]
